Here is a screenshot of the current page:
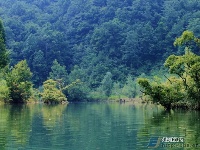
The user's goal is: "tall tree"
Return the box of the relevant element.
[32,50,48,86]
[0,20,9,68]
[49,59,68,80]
[49,59,68,89]
[101,72,113,97]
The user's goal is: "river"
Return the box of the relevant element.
[0,102,199,150]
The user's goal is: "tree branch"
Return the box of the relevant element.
[164,74,172,84]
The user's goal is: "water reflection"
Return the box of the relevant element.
[138,107,200,149]
[0,103,199,149]
[0,104,31,149]
[41,104,67,128]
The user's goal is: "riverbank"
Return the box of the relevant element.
[4,95,200,110]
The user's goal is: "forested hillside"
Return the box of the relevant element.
[1,0,200,101]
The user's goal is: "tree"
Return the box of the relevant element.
[66,65,89,101]
[137,77,184,110]
[0,20,9,101]
[165,31,200,102]
[138,31,200,109]
[66,82,89,101]
[101,72,113,97]
[49,59,68,82]
[2,0,200,102]
[32,50,47,86]
[41,79,67,104]
[6,60,33,103]
[173,30,197,47]
[90,18,126,60]
[111,82,122,99]
[48,59,69,95]
[0,20,9,69]
[122,75,137,98]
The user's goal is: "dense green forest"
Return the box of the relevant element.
[1,0,200,102]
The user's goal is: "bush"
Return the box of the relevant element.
[41,79,67,103]
[0,80,10,102]
[66,84,89,101]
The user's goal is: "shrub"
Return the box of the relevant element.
[0,80,10,102]
[41,79,67,103]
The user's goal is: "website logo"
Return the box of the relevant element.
[147,137,184,148]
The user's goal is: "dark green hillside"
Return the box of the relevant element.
[1,0,200,101]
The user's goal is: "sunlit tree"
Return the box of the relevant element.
[6,60,33,103]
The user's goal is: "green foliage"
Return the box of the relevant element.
[122,75,138,98]
[174,30,195,47]
[164,54,185,76]
[66,83,89,101]
[6,60,33,103]
[2,0,198,87]
[110,80,138,101]
[111,82,122,99]
[101,72,113,97]
[165,49,200,101]
[138,31,200,109]
[66,66,90,101]
[137,78,152,96]
[49,59,68,90]
[41,79,67,103]
[2,1,200,102]
[32,50,47,86]
[0,79,10,101]
[49,59,68,81]
[0,20,9,69]
[166,31,200,102]
[137,76,185,109]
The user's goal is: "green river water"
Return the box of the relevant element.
[0,102,199,150]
